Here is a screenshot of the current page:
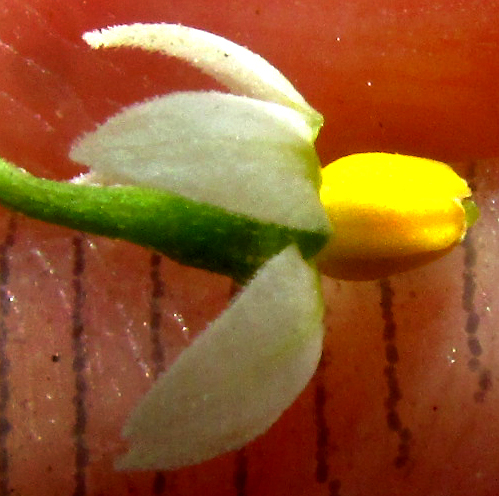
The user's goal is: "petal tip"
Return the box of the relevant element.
[82,29,105,49]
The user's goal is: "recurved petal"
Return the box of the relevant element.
[83,23,323,132]
[116,245,324,470]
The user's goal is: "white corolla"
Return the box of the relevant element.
[0,23,476,470]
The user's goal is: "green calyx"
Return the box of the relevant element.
[0,158,328,282]
[462,198,479,229]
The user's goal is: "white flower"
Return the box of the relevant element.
[0,23,476,471]
[74,22,330,470]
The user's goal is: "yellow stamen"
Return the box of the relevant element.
[317,153,475,280]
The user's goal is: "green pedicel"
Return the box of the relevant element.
[0,158,328,282]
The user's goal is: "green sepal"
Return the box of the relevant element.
[0,158,328,282]
[462,198,479,229]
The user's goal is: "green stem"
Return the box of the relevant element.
[0,158,328,282]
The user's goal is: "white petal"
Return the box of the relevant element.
[70,91,329,233]
[82,23,323,133]
[116,245,324,470]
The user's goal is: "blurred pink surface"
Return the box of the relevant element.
[0,1,499,495]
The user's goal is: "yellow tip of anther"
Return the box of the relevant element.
[317,153,476,280]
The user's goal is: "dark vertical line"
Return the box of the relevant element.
[462,234,481,368]
[462,219,490,402]
[314,357,329,483]
[150,252,165,379]
[71,235,88,496]
[152,472,166,495]
[149,253,167,495]
[230,278,248,496]
[314,349,341,490]
[234,448,248,496]
[328,479,342,496]
[461,161,491,402]
[379,279,412,469]
[0,215,16,496]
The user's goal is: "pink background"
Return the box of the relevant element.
[0,1,498,495]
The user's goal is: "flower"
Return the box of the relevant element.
[0,23,477,470]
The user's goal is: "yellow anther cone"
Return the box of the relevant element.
[317,153,474,280]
